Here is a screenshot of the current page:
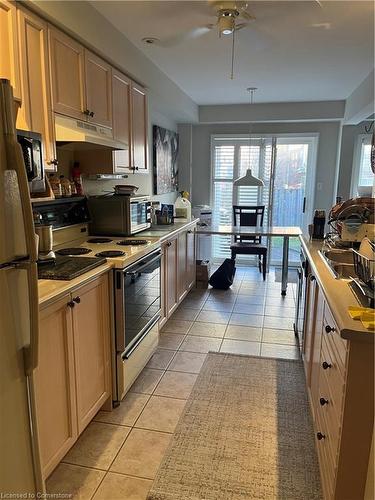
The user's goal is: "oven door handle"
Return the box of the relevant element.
[125,252,161,276]
[122,315,160,360]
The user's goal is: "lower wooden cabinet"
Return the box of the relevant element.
[160,223,197,327]
[35,273,111,478]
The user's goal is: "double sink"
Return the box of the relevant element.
[319,248,356,279]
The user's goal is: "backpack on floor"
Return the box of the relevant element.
[209,258,236,290]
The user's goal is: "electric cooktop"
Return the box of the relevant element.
[56,247,92,256]
[116,239,149,246]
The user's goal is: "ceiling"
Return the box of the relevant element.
[91,1,374,105]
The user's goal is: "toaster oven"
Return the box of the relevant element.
[88,195,151,236]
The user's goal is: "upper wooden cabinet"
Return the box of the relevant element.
[131,82,148,171]
[17,8,57,169]
[0,0,21,99]
[48,26,86,121]
[112,69,131,171]
[85,50,112,128]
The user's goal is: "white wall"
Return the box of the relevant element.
[178,121,342,220]
[29,0,199,204]
[345,70,375,125]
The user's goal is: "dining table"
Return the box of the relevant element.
[195,224,302,296]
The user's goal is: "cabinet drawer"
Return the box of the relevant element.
[320,335,345,417]
[323,306,347,373]
[315,409,336,500]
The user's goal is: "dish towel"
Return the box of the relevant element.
[348,306,375,331]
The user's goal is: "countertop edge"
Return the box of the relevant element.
[299,236,374,343]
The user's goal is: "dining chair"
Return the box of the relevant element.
[230,205,268,280]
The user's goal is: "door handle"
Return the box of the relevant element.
[302,197,306,214]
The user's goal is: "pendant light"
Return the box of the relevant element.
[233,88,264,187]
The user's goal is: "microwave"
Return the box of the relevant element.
[16,129,45,195]
[88,195,152,236]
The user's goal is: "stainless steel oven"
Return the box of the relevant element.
[88,195,151,236]
[114,250,161,359]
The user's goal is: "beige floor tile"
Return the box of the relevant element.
[154,371,198,399]
[92,472,152,500]
[265,296,295,308]
[263,316,294,330]
[146,348,175,370]
[202,301,234,312]
[179,335,222,354]
[233,303,265,315]
[161,319,193,334]
[158,333,185,350]
[110,428,171,479]
[94,393,149,427]
[171,308,199,321]
[220,339,261,356]
[135,395,186,432]
[260,343,300,360]
[182,298,206,309]
[235,295,266,306]
[205,295,236,304]
[196,310,231,324]
[229,313,264,328]
[262,328,297,345]
[224,325,262,342]
[63,422,131,470]
[188,321,226,338]
[129,368,164,395]
[168,351,207,374]
[46,462,105,500]
[264,305,296,318]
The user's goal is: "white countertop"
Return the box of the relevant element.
[300,236,373,343]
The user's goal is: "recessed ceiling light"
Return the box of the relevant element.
[142,37,159,45]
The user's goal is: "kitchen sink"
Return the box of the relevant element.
[319,249,357,280]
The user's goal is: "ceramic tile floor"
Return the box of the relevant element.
[46,267,299,500]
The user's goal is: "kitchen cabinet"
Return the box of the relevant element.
[130,82,148,172]
[71,274,111,434]
[48,26,86,121]
[35,273,111,478]
[165,236,178,318]
[34,293,77,479]
[303,264,374,500]
[0,0,21,99]
[84,50,112,128]
[303,274,318,386]
[17,7,57,170]
[112,69,131,171]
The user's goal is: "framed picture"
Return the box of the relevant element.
[153,125,179,195]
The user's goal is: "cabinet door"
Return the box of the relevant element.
[72,274,111,434]
[131,82,147,171]
[177,231,187,302]
[0,0,20,99]
[310,281,325,416]
[186,228,196,291]
[85,50,112,128]
[112,69,131,171]
[166,238,178,317]
[17,8,57,170]
[35,294,77,479]
[159,244,168,328]
[49,26,86,120]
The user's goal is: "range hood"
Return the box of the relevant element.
[55,114,127,151]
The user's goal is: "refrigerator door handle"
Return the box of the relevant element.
[16,261,39,374]
[2,80,37,262]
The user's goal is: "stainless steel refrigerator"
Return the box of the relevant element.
[0,79,44,494]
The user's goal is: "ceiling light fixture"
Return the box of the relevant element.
[218,14,235,36]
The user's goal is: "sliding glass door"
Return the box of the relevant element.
[210,134,317,266]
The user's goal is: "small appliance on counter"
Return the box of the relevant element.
[35,224,55,263]
[155,204,174,225]
[174,192,191,220]
[312,209,326,240]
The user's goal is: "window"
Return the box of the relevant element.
[351,134,374,196]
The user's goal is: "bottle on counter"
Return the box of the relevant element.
[60,175,72,197]
[71,161,84,196]
[70,180,77,196]
[49,174,62,198]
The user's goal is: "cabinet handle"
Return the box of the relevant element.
[89,111,95,117]
[322,361,332,370]
[73,296,81,304]
[325,325,336,334]
[83,109,90,116]
[166,242,172,247]
[309,275,315,281]
[187,230,193,234]
[48,158,59,166]
[67,300,75,308]
[319,397,329,406]
[316,432,325,441]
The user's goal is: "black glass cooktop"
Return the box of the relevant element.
[38,256,107,281]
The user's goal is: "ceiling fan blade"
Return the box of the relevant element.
[235,22,249,31]
[156,26,214,48]
[241,10,256,21]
